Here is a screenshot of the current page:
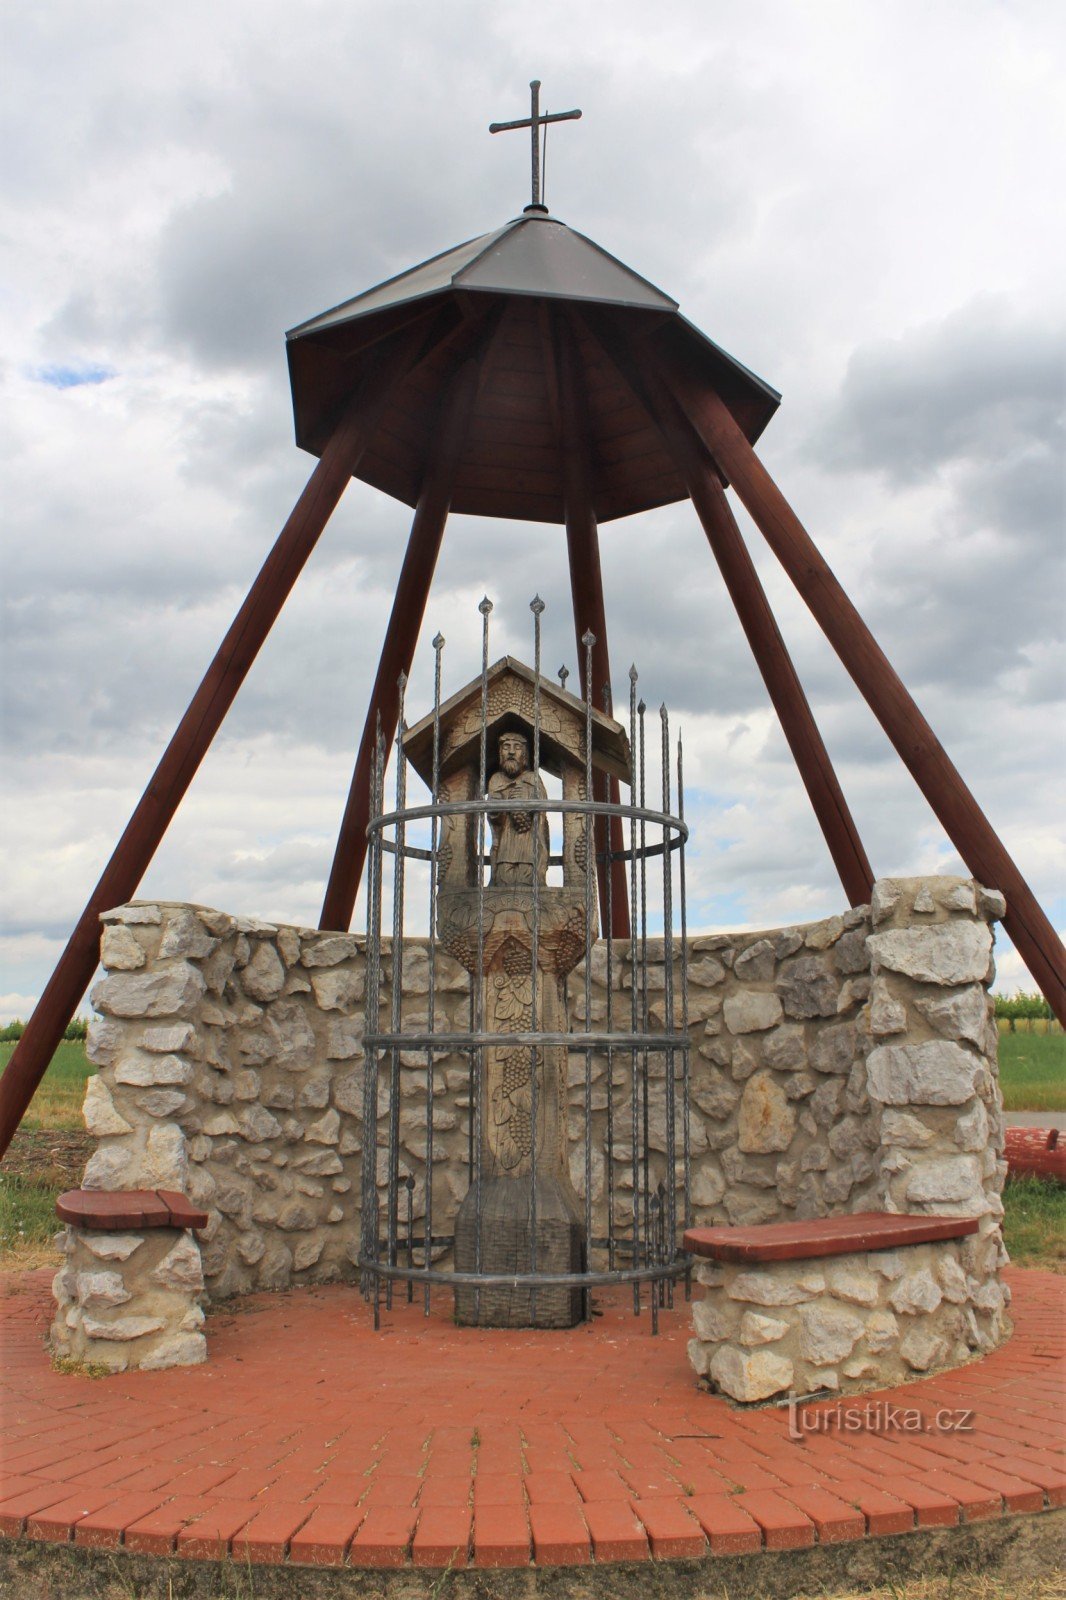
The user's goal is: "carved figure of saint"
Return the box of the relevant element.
[487,733,550,887]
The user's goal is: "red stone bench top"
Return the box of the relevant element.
[682,1211,979,1264]
[55,1188,209,1231]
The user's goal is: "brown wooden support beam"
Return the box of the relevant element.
[551,312,630,939]
[591,332,874,907]
[319,350,485,932]
[0,322,435,1160]
[656,338,1066,1021]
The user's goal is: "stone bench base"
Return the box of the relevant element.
[687,1237,1011,1402]
[50,1194,207,1374]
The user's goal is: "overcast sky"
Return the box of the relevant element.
[2,0,1063,1020]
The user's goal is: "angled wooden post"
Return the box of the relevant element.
[551,311,630,938]
[587,324,874,907]
[0,323,434,1159]
[656,337,1066,1021]
[319,350,485,931]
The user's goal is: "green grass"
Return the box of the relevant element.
[0,1038,94,1130]
[997,1029,1066,1112]
[1001,1175,1066,1270]
[0,1169,62,1264]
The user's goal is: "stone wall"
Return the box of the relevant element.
[75,876,1009,1342]
[51,1225,205,1373]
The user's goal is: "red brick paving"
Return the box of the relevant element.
[0,1266,1061,1569]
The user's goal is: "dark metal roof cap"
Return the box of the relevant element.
[287,212,677,342]
[285,212,780,525]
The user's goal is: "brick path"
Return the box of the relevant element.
[1,1267,1062,1570]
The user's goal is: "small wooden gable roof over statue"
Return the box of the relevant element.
[403,657,630,787]
[2,79,1063,1159]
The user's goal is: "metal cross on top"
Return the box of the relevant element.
[489,79,581,211]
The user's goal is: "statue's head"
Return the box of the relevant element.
[497,732,530,779]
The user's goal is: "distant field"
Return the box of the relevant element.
[0,1039,93,1131]
[997,1030,1066,1112]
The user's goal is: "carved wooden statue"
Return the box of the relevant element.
[403,658,629,1327]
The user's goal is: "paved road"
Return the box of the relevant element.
[1004,1111,1066,1131]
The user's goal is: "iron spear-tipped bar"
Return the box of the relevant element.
[359,602,690,1327]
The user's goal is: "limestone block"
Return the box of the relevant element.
[83,1146,136,1190]
[889,1269,943,1316]
[75,1271,131,1309]
[868,984,908,1037]
[150,1235,204,1292]
[93,964,207,1021]
[305,1108,341,1146]
[297,1077,331,1109]
[240,943,286,1003]
[81,1314,167,1341]
[904,1155,983,1206]
[102,903,162,925]
[326,1017,363,1056]
[276,1201,316,1231]
[880,1110,935,1147]
[825,1264,880,1307]
[687,955,727,987]
[709,1345,793,1402]
[779,960,840,1025]
[690,1166,726,1208]
[257,1241,293,1289]
[809,1078,844,1128]
[301,934,362,968]
[203,1111,241,1136]
[900,1325,950,1372]
[738,1311,789,1346]
[737,1073,795,1153]
[728,1272,822,1307]
[114,1053,194,1087]
[867,922,992,987]
[864,1310,899,1352]
[730,1041,761,1081]
[724,992,783,1035]
[871,882,900,925]
[866,1040,980,1106]
[733,940,776,983]
[138,1090,187,1118]
[800,1303,865,1365]
[953,1100,989,1152]
[293,1238,325,1271]
[265,1001,317,1070]
[158,910,219,960]
[202,946,237,995]
[937,1256,969,1303]
[83,1075,133,1136]
[833,929,870,975]
[691,1298,739,1342]
[101,924,147,971]
[237,1105,283,1143]
[332,1069,363,1117]
[141,1124,188,1189]
[86,1018,125,1066]
[809,1022,857,1076]
[761,1030,808,1077]
[783,1072,817,1101]
[81,1233,143,1262]
[294,1150,344,1176]
[138,1333,207,1370]
[977,886,1006,921]
[915,985,990,1048]
[724,1190,781,1227]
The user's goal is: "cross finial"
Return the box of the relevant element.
[489,80,581,211]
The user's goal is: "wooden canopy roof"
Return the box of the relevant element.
[286,209,780,525]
